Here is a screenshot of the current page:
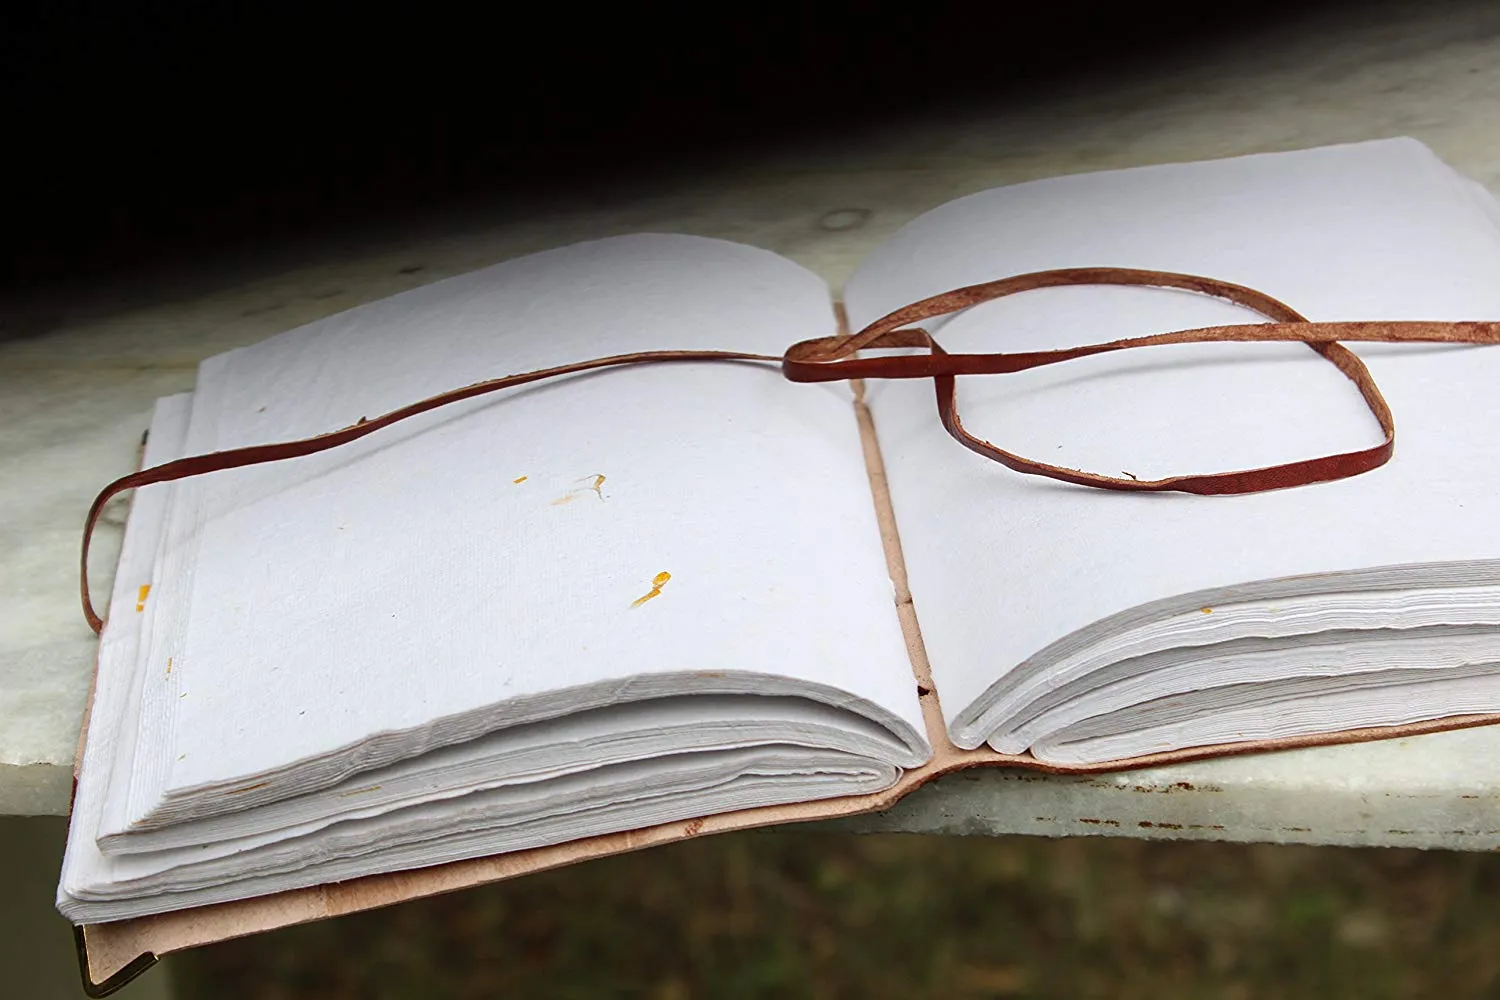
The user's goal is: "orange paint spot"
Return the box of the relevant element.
[513,475,528,484]
[135,584,151,612]
[632,571,672,608]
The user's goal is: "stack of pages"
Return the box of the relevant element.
[61,137,1500,923]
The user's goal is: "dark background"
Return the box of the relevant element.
[3,1,1340,296]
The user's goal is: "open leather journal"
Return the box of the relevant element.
[60,137,1500,989]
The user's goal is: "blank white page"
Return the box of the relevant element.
[844,138,1500,738]
[120,235,924,822]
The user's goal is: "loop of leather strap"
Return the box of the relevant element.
[80,267,1500,633]
[782,266,1500,496]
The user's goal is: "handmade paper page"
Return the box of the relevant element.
[844,138,1500,748]
[108,234,926,835]
[60,386,913,924]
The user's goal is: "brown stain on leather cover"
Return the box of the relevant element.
[75,273,1500,983]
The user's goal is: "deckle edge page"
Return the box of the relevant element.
[128,233,927,825]
[68,418,154,787]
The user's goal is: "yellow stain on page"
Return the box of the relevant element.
[632,571,672,608]
[135,584,151,612]
[551,473,607,505]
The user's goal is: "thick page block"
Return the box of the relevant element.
[76,368,1500,992]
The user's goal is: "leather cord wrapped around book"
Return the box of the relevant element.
[80,265,1500,633]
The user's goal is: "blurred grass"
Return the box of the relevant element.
[173,830,1500,999]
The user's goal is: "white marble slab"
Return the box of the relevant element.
[5,0,1500,847]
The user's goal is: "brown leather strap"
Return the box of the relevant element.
[785,268,1500,494]
[81,267,1500,634]
[80,350,779,633]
